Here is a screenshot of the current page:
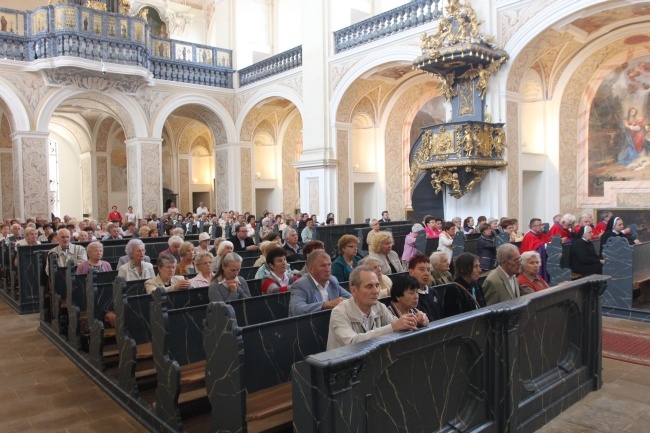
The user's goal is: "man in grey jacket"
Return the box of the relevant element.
[289,250,351,316]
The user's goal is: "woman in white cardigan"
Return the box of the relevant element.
[368,231,406,275]
[437,221,456,263]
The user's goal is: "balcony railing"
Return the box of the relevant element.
[238,45,302,87]
[333,0,442,53]
[0,4,234,88]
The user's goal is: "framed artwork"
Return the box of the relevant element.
[175,44,192,62]
[82,11,90,32]
[93,15,102,35]
[197,48,213,65]
[107,17,117,37]
[154,40,170,58]
[133,21,144,42]
[0,12,22,35]
[32,10,47,34]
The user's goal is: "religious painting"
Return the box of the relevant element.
[409,96,447,147]
[81,11,90,32]
[118,19,128,38]
[197,48,213,65]
[175,43,192,62]
[0,12,21,35]
[110,138,127,192]
[154,40,170,58]
[133,21,144,42]
[138,6,167,38]
[107,17,117,37]
[217,51,231,68]
[55,7,76,30]
[588,55,650,196]
[93,15,102,35]
[32,10,47,34]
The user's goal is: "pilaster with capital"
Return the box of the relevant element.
[214,143,253,213]
[11,132,49,220]
[125,137,163,217]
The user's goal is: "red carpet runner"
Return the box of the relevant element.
[602,327,650,367]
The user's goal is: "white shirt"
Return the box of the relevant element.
[196,206,208,216]
[352,301,376,332]
[498,266,520,298]
[309,275,330,302]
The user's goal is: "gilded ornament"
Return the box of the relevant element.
[119,0,131,15]
[84,0,107,11]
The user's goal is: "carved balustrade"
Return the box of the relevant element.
[238,45,302,87]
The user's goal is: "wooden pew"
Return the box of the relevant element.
[203,301,332,433]
[602,237,650,320]
[292,275,609,433]
[315,221,411,257]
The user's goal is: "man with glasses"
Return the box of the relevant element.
[228,224,259,252]
[483,243,531,306]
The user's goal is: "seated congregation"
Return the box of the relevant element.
[0,206,631,432]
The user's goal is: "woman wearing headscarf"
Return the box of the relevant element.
[570,226,603,277]
[599,216,639,258]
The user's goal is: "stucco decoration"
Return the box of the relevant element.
[141,142,162,215]
[308,179,319,216]
[506,29,575,94]
[95,118,113,152]
[352,97,377,123]
[0,152,14,219]
[56,94,136,139]
[191,135,211,155]
[4,73,49,113]
[506,100,520,219]
[330,58,362,93]
[282,115,302,214]
[179,158,190,214]
[253,119,276,141]
[336,130,349,222]
[42,68,149,94]
[81,112,102,135]
[241,147,252,213]
[215,148,229,212]
[235,90,255,119]
[96,156,109,221]
[618,193,650,207]
[135,88,174,121]
[126,143,138,213]
[499,0,562,48]
[0,115,10,148]
[384,81,435,220]
[240,105,293,142]
[12,141,20,218]
[21,136,49,218]
[336,78,396,123]
[81,155,92,218]
[169,105,226,147]
[280,76,303,95]
[178,120,210,154]
[214,95,235,120]
[50,115,92,153]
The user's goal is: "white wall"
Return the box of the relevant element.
[354,182,376,223]
[236,0,273,68]
[522,171,545,226]
[275,0,302,51]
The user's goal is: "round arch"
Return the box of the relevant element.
[236,85,303,133]
[151,94,236,143]
[0,78,31,132]
[330,45,421,120]
[37,88,146,138]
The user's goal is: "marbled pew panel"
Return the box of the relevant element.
[547,235,572,285]
[293,276,608,433]
[203,302,332,433]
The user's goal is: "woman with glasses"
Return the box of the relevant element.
[332,235,361,282]
[190,252,215,288]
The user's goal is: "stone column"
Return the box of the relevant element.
[125,137,163,217]
[295,0,337,219]
[0,149,14,220]
[214,142,253,213]
[11,131,49,220]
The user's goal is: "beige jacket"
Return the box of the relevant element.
[327,298,396,350]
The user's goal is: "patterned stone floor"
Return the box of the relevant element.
[1,300,648,433]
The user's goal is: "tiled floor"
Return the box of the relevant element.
[1,300,649,433]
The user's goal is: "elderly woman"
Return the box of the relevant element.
[386,275,429,326]
[194,232,213,255]
[259,217,273,241]
[369,231,406,275]
[437,221,456,263]
[366,219,381,249]
[209,252,252,302]
[118,239,155,281]
[570,226,604,278]
[138,226,150,238]
[189,252,215,288]
[331,234,361,282]
[254,241,272,267]
[176,241,196,275]
[518,251,549,293]
[15,227,41,249]
[211,240,234,272]
[76,241,112,275]
[402,224,424,264]
[95,221,108,240]
[144,254,190,294]
[261,247,297,294]
[440,252,486,317]
[358,256,392,297]
[429,251,453,286]
[476,223,496,271]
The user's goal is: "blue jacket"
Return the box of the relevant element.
[288,273,351,317]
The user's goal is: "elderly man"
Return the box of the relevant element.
[158,235,183,262]
[592,211,612,238]
[289,250,351,317]
[228,224,258,252]
[301,218,315,242]
[46,228,87,275]
[548,213,575,244]
[326,265,424,350]
[283,228,304,262]
[483,244,532,306]
[7,223,23,243]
